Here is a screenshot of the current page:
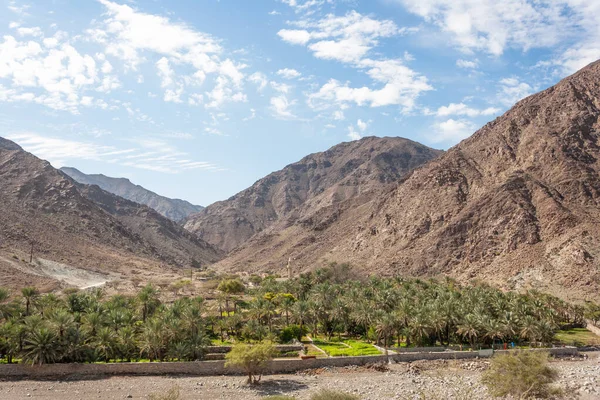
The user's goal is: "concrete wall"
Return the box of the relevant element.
[0,347,578,379]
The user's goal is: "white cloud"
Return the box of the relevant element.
[347,119,368,141]
[456,59,478,69]
[430,118,477,144]
[270,95,296,119]
[280,0,333,16]
[333,110,345,120]
[308,59,432,110]
[277,68,302,79]
[16,27,43,37]
[436,102,500,117]
[0,34,117,113]
[248,72,268,91]
[278,29,312,45]
[278,11,402,63]
[6,132,132,167]
[92,0,249,109]
[279,11,430,112]
[396,0,600,73]
[357,119,368,131]
[497,77,534,106]
[270,81,292,93]
[396,0,569,56]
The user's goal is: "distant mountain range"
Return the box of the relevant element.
[60,167,203,222]
[0,138,221,289]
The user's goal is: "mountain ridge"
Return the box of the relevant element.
[61,167,203,222]
[184,136,443,252]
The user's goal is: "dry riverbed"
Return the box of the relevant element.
[0,353,599,400]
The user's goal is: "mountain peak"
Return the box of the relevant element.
[0,137,22,151]
[185,136,442,252]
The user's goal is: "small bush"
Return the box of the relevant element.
[279,324,306,343]
[310,389,360,400]
[149,385,180,400]
[481,351,560,399]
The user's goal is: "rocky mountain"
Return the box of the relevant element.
[0,138,222,289]
[184,137,443,252]
[60,167,203,222]
[217,61,600,301]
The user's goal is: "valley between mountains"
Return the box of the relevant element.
[3,60,600,302]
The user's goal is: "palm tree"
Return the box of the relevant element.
[21,287,38,316]
[519,315,541,347]
[22,328,59,365]
[137,284,159,322]
[50,310,75,340]
[483,318,505,349]
[375,312,395,357]
[457,314,480,349]
[94,327,116,362]
[117,326,137,362]
[81,311,103,338]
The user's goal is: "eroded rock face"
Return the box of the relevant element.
[217,60,600,300]
[184,137,442,252]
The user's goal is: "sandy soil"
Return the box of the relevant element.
[0,354,598,400]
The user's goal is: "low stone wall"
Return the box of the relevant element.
[206,345,303,354]
[0,347,578,379]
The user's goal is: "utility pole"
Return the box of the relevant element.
[29,240,34,264]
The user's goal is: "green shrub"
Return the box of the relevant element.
[310,389,360,400]
[481,351,560,399]
[279,324,306,343]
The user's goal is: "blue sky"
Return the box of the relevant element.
[1,0,599,205]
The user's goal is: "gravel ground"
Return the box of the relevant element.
[0,353,598,400]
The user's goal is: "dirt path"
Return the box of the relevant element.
[0,354,598,400]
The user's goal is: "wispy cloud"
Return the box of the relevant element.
[7,132,222,174]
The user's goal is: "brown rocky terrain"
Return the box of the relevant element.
[61,167,203,222]
[216,61,600,301]
[0,137,222,290]
[184,137,442,252]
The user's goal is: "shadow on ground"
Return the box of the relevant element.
[248,378,309,396]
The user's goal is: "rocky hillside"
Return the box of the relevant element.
[61,167,203,222]
[217,61,600,301]
[184,137,442,252]
[0,138,222,289]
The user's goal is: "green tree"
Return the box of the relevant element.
[225,341,276,384]
[22,327,59,365]
[21,287,38,316]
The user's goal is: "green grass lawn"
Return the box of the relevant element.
[555,328,600,346]
[311,338,382,357]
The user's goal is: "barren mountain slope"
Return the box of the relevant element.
[61,167,203,222]
[0,138,222,289]
[184,137,442,252]
[218,61,600,301]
